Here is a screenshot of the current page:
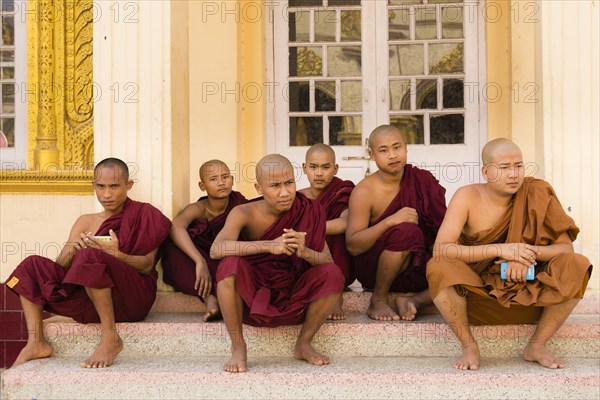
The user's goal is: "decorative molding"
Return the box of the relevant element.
[0,0,94,193]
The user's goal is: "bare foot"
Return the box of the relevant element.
[224,343,247,373]
[203,295,221,322]
[367,297,400,321]
[11,340,53,367]
[523,342,566,369]
[395,296,418,321]
[294,342,330,366]
[327,296,347,320]
[454,342,480,371]
[80,335,123,368]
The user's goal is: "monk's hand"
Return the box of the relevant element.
[501,242,538,266]
[283,229,307,258]
[271,235,296,256]
[194,259,212,299]
[83,230,120,258]
[502,260,530,283]
[389,207,419,226]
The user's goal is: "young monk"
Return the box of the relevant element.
[427,138,592,371]
[211,154,344,373]
[346,125,447,321]
[161,160,246,321]
[6,158,171,368]
[300,143,355,320]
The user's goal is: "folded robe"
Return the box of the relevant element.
[315,176,356,286]
[7,198,171,323]
[355,164,447,293]
[161,191,247,296]
[216,192,344,327]
[426,177,593,325]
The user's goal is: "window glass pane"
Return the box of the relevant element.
[1,67,14,79]
[389,80,412,111]
[389,44,424,76]
[429,0,462,4]
[416,79,437,109]
[1,16,14,45]
[430,114,464,144]
[341,80,362,112]
[2,83,14,113]
[329,115,362,145]
[429,43,463,74]
[2,1,16,12]
[390,115,424,144]
[315,11,336,42]
[327,46,361,77]
[289,11,310,42]
[415,7,436,40]
[290,117,323,146]
[315,81,336,111]
[329,0,361,6]
[443,79,463,108]
[388,9,410,40]
[341,10,361,42]
[442,7,463,39]
[289,0,322,7]
[290,46,323,77]
[0,117,14,147]
[389,0,422,5]
[288,82,310,112]
[0,49,14,63]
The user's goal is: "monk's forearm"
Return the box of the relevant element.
[346,220,392,256]
[170,229,205,264]
[210,240,275,259]
[535,242,574,262]
[301,247,333,266]
[326,218,346,236]
[433,243,503,263]
[114,251,155,275]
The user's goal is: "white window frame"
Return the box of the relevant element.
[1,0,27,168]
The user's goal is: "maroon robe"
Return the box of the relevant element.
[7,198,171,323]
[315,176,355,286]
[161,191,247,297]
[216,192,344,327]
[355,164,447,292]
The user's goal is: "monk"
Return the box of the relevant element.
[346,125,447,321]
[211,154,344,373]
[161,160,246,321]
[299,144,355,320]
[427,138,592,371]
[6,158,171,368]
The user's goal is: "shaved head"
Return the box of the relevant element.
[305,143,336,164]
[368,125,405,150]
[199,159,229,182]
[481,138,522,165]
[256,154,295,183]
[94,157,129,181]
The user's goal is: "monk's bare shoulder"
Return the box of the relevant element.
[298,187,312,198]
[352,174,378,199]
[69,213,104,237]
[451,184,484,207]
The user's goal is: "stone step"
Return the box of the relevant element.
[2,356,599,400]
[43,313,600,359]
[150,289,600,315]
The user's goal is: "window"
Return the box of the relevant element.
[1,0,26,166]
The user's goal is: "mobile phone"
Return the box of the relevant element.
[93,236,112,242]
[500,261,535,280]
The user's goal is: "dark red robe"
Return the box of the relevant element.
[7,198,171,323]
[315,176,355,286]
[355,164,447,293]
[161,191,247,297]
[216,192,344,327]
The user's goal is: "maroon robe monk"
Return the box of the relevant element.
[161,191,247,296]
[7,198,171,323]
[315,176,355,286]
[215,192,344,327]
[355,164,446,292]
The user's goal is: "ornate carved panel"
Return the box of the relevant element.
[0,0,94,193]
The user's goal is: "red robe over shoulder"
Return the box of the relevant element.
[7,198,171,323]
[315,176,355,286]
[161,191,247,296]
[216,192,344,327]
[355,164,447,293]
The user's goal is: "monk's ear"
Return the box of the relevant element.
[254,182,262,195]
[481,165,488,182]
[198,181,206,192]
[302,162,307,173]
[126,179,134,190]
[333,163,339,175]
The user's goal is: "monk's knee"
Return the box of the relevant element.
[316,263,345,291]
[217,275,237,291]
[385,223,424,248]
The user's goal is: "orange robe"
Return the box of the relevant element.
[427,178,592,325]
